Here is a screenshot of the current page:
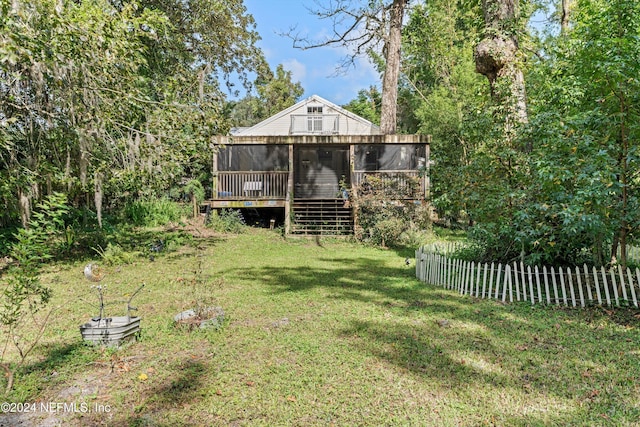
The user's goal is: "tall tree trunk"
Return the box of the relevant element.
[561,0,572,34]
[380,0,407,135]
[474,0,528,138]
[18,188,31,228]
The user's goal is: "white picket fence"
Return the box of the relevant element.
[415,246,640,308]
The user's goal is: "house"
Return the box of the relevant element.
[207,95,430,234]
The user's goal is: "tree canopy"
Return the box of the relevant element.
[0,0,267,228]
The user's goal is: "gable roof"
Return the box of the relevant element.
[231,94,381,136]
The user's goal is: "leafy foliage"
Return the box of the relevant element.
[353,174,430,247]
[123,198,189,227]
[207,209,246,234]
[0,193,69,391]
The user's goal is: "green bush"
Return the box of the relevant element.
[207,209,246,234]
[123,198,189,227]
[92,242,140,266]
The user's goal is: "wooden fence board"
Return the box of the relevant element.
[567,268,577,307]
[610,268,619,306]
[576,266,585,307]
[618,265,628,303]
[543,266,551,305]
[602,267,611,306]
[633,269,640,308]
[495,263,503,300]
[415,246,640,309]
[584,264,593,303]
[593,266,602,305]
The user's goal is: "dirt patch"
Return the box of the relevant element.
[165,216,221,239]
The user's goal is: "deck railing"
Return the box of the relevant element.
[213,171,425,200]
[353,170,424,199]
[290,114,339,134]
[215,172,289,199]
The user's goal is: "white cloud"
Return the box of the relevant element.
[281,59,307,84]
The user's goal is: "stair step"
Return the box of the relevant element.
[291,198,353,235]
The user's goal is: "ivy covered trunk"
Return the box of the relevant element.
[474,0,528,136]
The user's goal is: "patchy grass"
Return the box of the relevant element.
[2,229,640,426]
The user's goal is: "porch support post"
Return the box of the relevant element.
[285,144,294,234]
[212,146,219,197]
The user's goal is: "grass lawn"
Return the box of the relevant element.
[2,228,640,426]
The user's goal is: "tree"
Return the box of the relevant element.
[525,0,640,267]
[400,0,490,224]
[474,0,529,137]
[228,64,304,127]
[0,0,268,231]
[288,0,409,134]
[256,64,304,118]
[342,86,382,125]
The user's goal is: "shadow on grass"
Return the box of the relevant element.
[223,254,640,424]
[126,360,207,427]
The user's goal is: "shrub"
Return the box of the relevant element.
[123,197,189,227]
[207,209,245,234]
[92,242,139,266]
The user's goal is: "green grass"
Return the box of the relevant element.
[3,229,640,426]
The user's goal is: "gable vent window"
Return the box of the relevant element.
[307,106,323,132]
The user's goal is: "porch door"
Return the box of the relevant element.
[294,145,349,198]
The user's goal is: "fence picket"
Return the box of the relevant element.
[601,267,611,306]
[423,252,429,283]
[610,268,619,306]
[520,262,527,302]
[481,263,489,298]
[513,263,520,301]
[618,265,629,303]
[592,266,602,305]
[535,266,543,304]
[543,266,551,305]
[550,267,559,305]
[504,264,512,302]
[527,265,535,304]
[559,268,568,306]
[567,268,577,307]
[575,266,585,307]
[487,263,495,299]
[475,262,482,297]
[632,269,640,308]
[495,263,503,300]
[464,261,472,295]
[584,264,593,303]
[626,267,637,308]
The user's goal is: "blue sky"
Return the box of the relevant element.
[243,0,380,105]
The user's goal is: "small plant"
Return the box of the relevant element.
[0,193,69,393]
[207,209,245,234]
[175,249,225,331]
[92,243,139,266]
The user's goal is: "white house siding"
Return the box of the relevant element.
[232,95,380,137]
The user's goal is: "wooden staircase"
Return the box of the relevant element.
[291,199,353,235]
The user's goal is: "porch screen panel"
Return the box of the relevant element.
[354,144,426,171]
[218,145,289,171]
